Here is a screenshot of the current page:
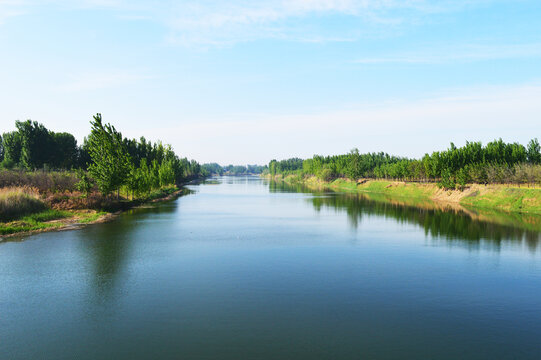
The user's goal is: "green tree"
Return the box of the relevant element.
[456,167,470,191]
[75,169,94,198]
[438,168,456,190]
[527,138,541,164]
[158,159,175,186]
[87,114,131,197]
[50,132,78,169]
[345,148,362,180]
[16,120,51,169]
[1,131,22,168]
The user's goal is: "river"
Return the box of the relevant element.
[1,176,541,359]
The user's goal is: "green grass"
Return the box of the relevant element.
[146,185,179,201]
[460,187,541,214]
[0,209,72,235]
[77,211,108,224]
[23,209,71,222]
[0,209,108,236]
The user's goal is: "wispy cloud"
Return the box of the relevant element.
[162,0,485,46]
[1,0,493,45]
[354,43,541,64]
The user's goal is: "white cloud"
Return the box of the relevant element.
[354,43,541,64]
[0,0,503,46]
[162,0,479,46]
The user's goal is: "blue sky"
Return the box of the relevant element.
[1,0,540,164]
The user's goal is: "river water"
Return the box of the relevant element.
[1,176,541,359]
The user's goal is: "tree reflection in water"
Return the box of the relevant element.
[270,180,541,253]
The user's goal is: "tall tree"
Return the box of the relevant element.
[87,114,131,196]
[1,131,22,168]
[527,138,541,164]
[50,132,78,169]
[16,120,51,169]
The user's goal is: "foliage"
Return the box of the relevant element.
[438,168,456,190]
[87,114,132,196]
[0,117,206,189]
[202,163,224,175]
[75,170,94,198]
[269,138,541,187]
[1,131,22,168]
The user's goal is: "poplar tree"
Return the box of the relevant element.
[527,138,541,164]
[87,114,131,197]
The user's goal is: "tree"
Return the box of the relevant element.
[456,167,470,191]
[16,120,51,169]
[75,169,94,198]
[50,132,78,169]
[527,138,541,164]
[1,131,22,168]
[158,159,175,187]
[87,114,131,197]
[345,148,362,180]
[438,168,455,190]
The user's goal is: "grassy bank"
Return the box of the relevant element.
[0,184,185,238]
[268,174,541,215]
[0,209,108,236]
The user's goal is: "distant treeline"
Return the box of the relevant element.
[0,115,206,196]
[268,139,541,190]
[202,163,267,175]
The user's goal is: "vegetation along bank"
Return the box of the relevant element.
[0,114,207,238]
[265,139,541,214]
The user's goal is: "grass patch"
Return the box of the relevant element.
[460,187,541,214]
[77,211,108,224]
[1,219,63,235]
[0,209,109,236]
[0,209,73,235]
[146,185,178,201]
[23,209,71,222]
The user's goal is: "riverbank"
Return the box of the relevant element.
[0,186,186,240]
[266,174,541,215]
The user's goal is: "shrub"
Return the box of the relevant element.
[318,166,334,182]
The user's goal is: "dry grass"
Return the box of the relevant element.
[0,187,48,222]
[0,170,79,193]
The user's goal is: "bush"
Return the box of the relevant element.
[318,166,334,182]
[0,187,47,221]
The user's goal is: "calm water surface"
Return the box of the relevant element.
[1,176,541,359]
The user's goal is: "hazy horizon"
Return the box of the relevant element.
[1,0,540,164]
